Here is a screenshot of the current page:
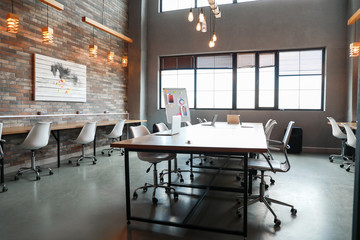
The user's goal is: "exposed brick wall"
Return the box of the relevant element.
[0,0,129,169]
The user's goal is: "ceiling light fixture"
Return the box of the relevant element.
[89,27,98,58]
[122,56,128,67]
[6,0,19,33]
[350,22,359,57]
[42,5,53,44]
[188,8,194,22]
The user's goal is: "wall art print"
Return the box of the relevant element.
[34,53,86,102]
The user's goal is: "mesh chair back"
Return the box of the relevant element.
[343,124,356,148]
[327,117,346,139]
[75,122,97,144]
[107,120,125,138]
[22,122,52,150]
[155,122,168,132]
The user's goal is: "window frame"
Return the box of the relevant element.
[159,47,325,111]
[160,0,238,12]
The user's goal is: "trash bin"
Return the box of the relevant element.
[287,127,302,153]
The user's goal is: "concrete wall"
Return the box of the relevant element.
[144,0,348,151]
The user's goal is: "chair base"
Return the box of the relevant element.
[69,144,97,166]
[133,163,178,204]
[101,147,124,157]
[236,171,296,227]
[14,166,53,181]
[14,150,53,181]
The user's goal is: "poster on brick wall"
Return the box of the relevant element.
[163,88,190,123]
[34,53,87,102]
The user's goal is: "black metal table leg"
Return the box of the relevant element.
[124,149,131,224]
[93,134,96,157]
[243,153,248,238]
[51,130,61,168]
[0,141,7,192]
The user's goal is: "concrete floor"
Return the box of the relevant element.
[0,151,355,240]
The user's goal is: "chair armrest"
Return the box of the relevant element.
[268,139,282,145]
[260,153,276,173]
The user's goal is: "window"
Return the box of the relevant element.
[196,55,233,108]
[159,48,325,110]
[160,0,257,12]
[278,50,323,110]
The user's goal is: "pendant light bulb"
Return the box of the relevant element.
[196,19,201,31]
[107,51,114,62]
[201,19,207,32]
[42,27,53,44]
[7,13,19,33]
[89,45,98,58]
[199,9,204,22]
[188,9,194,22]
[212,32,217,42]
[209,40,215,48]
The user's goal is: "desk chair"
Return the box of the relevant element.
[185,121,192,126]
[327,117,350,163]
[342,124,356,172]
[130,125,178,204]
[14,122,53,181]
[101,120,125,156]
[237,121,297,227]
[0,123,7,192]
[196,118,203,123]
[69,122,97,166]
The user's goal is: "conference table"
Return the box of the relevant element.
[111,122,267,237]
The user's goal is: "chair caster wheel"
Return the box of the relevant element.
[3,186,8,192]
[180,178,184,183]
[340,164,344,168]
[329,157,333,162]
[101,151,105,155]
[93,161,96,165]
[14,175,19,181]
[49,171,54,175]
[199,162,202,166]
[152,197,158,204]
[143,187,147,192]
[76,163,80,166]
[236,209,242,217]
[36,176,41,181]
[186,160,190,165]
[270,179,275,184]
[291,208,297,215]
[68,160,72,164]
[133,192,138,200]
[274,219,281,226]
[265,184,269,190]
[37,168,42,173]
[174,192,179,200]
[346,168,350,172]
[160,178,164,183]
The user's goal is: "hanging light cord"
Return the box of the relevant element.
[47,5,48,27]
[93,27,95,45]
[102,0,105,25]
[11,0,14,13]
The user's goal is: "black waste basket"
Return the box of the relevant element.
[287,127,302,153]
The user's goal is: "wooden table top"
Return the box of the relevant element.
[2,119,147,135]
[111,122,267,154]
[328,121,357,130]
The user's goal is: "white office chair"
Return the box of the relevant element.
[101,120,125,156]
[185,121,192,126]
[264,119,273,131]
[236,121,297,227]
[130,125,178,204]
[14,122,53,181]
[69,122,97,166]
[342,123,356,172]
[327,117,350,164]
[0,123,7,192]
[196,118,203,123]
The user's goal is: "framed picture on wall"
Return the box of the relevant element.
[34,53,87,102]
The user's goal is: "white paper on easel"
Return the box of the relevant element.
[163,88,191,123]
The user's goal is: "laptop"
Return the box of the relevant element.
[201,114,218,126]
[155,115,181,136]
